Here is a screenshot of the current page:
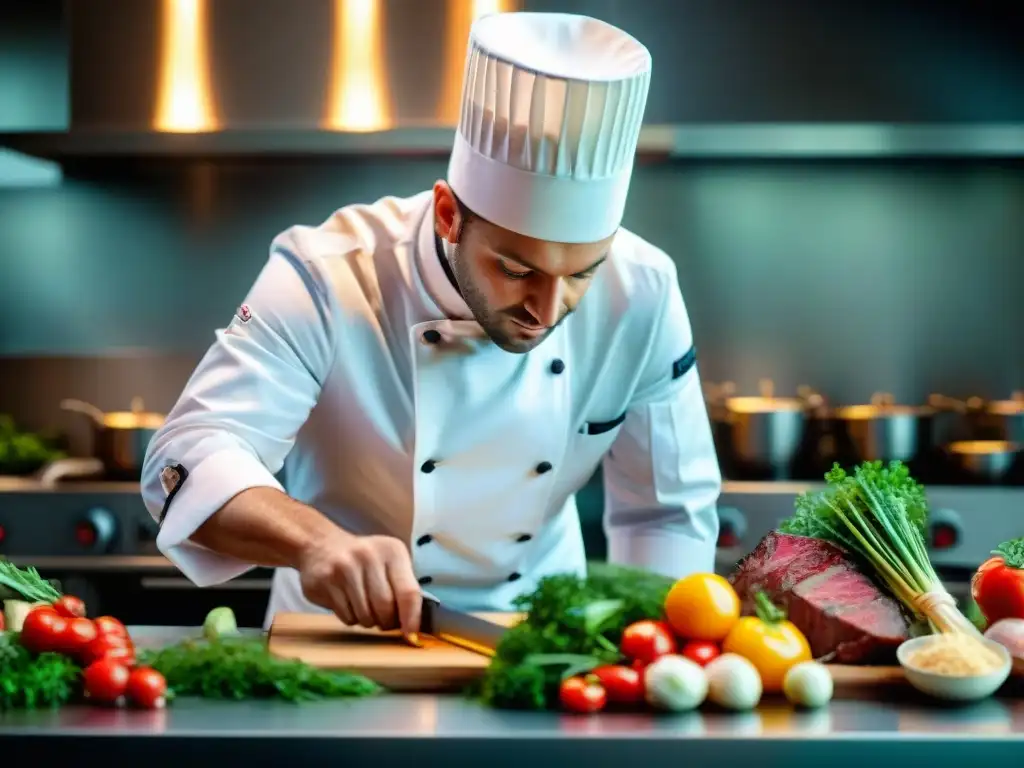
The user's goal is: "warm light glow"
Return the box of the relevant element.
[154,0,218,132]
[324,0,392,131]
[438,0,518,125]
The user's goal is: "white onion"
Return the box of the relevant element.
[705,653,762,711]
[782,661,834,709]
[984,618,1024,658]
[644,655,708,712]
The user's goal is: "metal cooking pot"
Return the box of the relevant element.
[706,379,822,473]
[944,439,1021,482]
[61,397,165,478]
[985,392,1024,444]
[832,392,934,463]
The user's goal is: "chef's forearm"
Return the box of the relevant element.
[190,487,340,569]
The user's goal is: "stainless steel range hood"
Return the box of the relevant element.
[1,0,1023,162]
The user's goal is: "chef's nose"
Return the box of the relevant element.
[528,277,564,328]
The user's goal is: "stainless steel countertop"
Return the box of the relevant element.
[2,626,1023,766]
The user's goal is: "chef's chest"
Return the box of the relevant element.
[308,324,632,493]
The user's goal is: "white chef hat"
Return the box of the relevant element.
[447,12,652,244]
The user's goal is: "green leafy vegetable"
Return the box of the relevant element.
[0,415,65,476]
[476,562,673,710]
[0,560,62,604]
[0,632,80,710]
[138,637,382,702]
[779,460,977,636]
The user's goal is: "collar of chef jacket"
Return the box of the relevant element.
[414,209,474,322]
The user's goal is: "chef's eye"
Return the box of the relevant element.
[571,268,596,281]
[499,261,532,279]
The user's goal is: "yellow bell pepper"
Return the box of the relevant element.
[722,591,812,692]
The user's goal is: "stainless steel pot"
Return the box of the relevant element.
[832,392,934,463]
[986,392,1024,444]
[706,379,821,473]
[944,439,1021,482]
[61,397,165,477]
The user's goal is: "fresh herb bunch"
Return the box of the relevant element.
[0,632,80,710]
[779,460,977,636]
[0,560,62,603]
[138,637,382,702]
[781,461,928,547]
[477,563,673,710]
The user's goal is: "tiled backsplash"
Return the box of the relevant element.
[1,157,1022,449]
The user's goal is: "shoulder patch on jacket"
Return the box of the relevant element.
[672,346,697,380]
[158,463,189,524]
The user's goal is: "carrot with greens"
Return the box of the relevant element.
[780,461,979,637]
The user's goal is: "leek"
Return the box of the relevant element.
[780,461,979,637]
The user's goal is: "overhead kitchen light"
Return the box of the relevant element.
[324,0,392,132]
[153,0,219,133]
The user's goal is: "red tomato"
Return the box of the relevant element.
[83,658,131,704]
[126,667,168,709]
[53,595,87,619]
[590,665,643,704]
[972,550,1024,625]
[681,640,721,667]
[93,616,128,639]
[20,607,68,654]
[0,611,5,632]
[559,676,607,714]
[81,634,136,667]
[60,617,99,655]
[620,620,677,664]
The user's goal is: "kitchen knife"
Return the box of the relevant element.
[418,594,507,657]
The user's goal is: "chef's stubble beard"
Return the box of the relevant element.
[449,239,550,354]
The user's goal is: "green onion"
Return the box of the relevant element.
[781,461,979,637]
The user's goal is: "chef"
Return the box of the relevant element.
[141,11,722,636]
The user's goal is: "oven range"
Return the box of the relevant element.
[1,460,1020,622]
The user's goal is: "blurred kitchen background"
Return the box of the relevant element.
[0,0,1022,626]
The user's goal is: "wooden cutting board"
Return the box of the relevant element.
[267,611,1020,697]
[267,611,524,691]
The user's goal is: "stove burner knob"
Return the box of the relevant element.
[75,507,118,554]
[0,523,6,546]
[930,523,959,550]
[716,507,747,549]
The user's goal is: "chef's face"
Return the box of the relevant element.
[433,182,613,354]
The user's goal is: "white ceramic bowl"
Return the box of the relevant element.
[897,635,1012,702]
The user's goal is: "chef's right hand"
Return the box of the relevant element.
[296,530,422,638]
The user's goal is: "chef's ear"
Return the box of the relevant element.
[432,180,462,244]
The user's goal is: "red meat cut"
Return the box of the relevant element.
[729,531,911,664]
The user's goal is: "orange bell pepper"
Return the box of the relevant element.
[722,591,812,692]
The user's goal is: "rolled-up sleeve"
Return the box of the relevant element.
[602,264,722,579]
[142,239,336,586]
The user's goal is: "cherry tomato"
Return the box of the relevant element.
[20,607,68,654]
[81,634,136,667]
[590,664,644,705]
[60,617,99,655]
[559,675,607,714]
[126,667,168,709]
[53,595,87,619]
[93,616,128,639]
[680,640,721,667]
[83,658,131,704]
[0,611,5,631]
[620,620,676,664]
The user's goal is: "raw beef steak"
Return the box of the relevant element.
[729,531,911,664]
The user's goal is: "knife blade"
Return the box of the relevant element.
[418,595,507,657]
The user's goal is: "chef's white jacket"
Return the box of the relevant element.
[141,191,722,626]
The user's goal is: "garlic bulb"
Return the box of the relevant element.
[644,655,708,712]
[705,653,762,711]
[984,618,1024,659]
[782,661,834,708]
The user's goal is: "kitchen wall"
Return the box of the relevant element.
[1,156,1023,453]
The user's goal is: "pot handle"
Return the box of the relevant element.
[927,394,986,414]
[60,398,106,426]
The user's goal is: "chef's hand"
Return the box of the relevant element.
[297,530,423,637]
